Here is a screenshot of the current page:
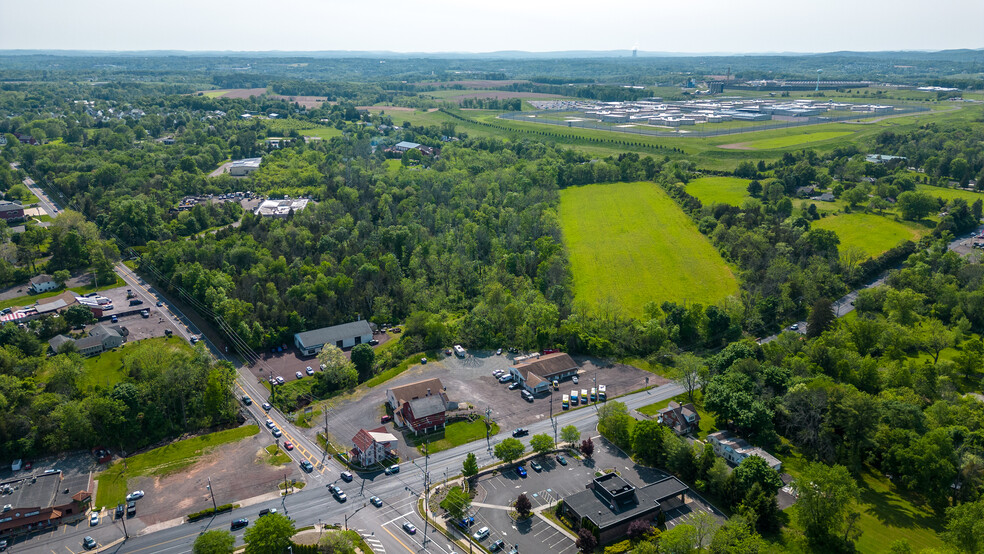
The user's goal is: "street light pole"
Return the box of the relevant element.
[485,406,493,452]
[206,477,217,513]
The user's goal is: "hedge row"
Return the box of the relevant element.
[186,503,236,522]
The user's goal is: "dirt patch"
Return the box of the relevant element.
[717,142,755,150]
[268,95,332,109]
[129,429,297,525]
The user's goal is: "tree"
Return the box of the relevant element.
[659,523,698,554]
[632,419,668,466]
[691,511,719,550]
[462,452,478,479]
[793,462,860,543]
[515,493,532,518]
[243,512,295,554]
[560,424,580,445]
[676,353,706,404]
[746,180,763,197]
[627,519,653,540]
[314,345,358,394]
[530,433,553,455]
[733,455,783,497]
[580,437,594,459]
[943,499,984,554]
[64,304,96,327]
[920,318,954,364]
[576,528,597,553]
[318,530,356,554]
[193,530,235,554]
[53,269,71,287]
[494,438,525,464]
[896,191,937,220]
[709,517,767,554]
[597,401,633,447]
[440,486,471,521]
[806,298,835,338]
[350,343,375,381]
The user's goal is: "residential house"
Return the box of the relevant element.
[386,378,451,433]
[350,426,399,466]
[509,352,579,394]
[0,200,25,221]
[48,324,126,356]
[707,430,782,471]
[655,401,700,435]
[28,274,58,294]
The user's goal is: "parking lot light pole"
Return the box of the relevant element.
[206,477,217,512]
[485,407,493,452]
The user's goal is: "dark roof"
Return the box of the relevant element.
[29,274,54,285]
[513,353,578,379]
[564,476,687,531]
[294,320,373,348]
[0,200,24,212]
[407,395,447,418]
[388,378,445,407]
[0,472,61,510]
[48,335,74,351]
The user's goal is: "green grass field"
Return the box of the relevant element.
[298,127,343,139]
[685,176,752,206]
[559,182,739,318]
[812,213,930,258]
[742,131,855,150]
[94,425,259,507]
[81,336,194,390]
[407,419,499,454]
[916,184,984,204]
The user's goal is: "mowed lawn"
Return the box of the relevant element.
[812,213,929,258]
[745,131,855,150]
[685,176,752,206]
[916,184,984,204]
[298,127,343,139]
[559,182,739,318]
[94,425,259,507]
[407,419,499,454]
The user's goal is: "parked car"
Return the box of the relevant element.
[306,366,315,376]
[370,496,383,507]
[300,461,314,472]
[110,315,118,323]
[380,414,393,424]
[128,299,143,306]
[276,376,285,385]
[230,518,249,530]
[295,371,303,379]
[516,465,527,478]
[521,390,534,402]
[498,375,512,383]
[473,526,490,541]
[556,454,567,466]
[457,516,475,529]
[790,323,799,331]
[403,522,417,535]
[125,491,144,501]
[572,375,579,384]
[512,428,529,437]
[598,384,607,401]
[492,369,504,377]
[126,501,136,517]
[530,461,543,472]
[140,310,149,318]
[385,464,400,475]
[115,504,124,519]
[241,395,252,406]
[490,539,506,552]
[543,349,558,354]
[340,471,354,482]
[508,382,521,390]
[89,512,99,526]
[82,536,97,549]
[496,348,502,355]
[369,339,379,345]
[283,441,293,451]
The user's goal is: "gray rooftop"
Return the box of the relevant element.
[407,395,447,418]
[0,200,24,212]
[294,320,373,349]
[564,476,687,530]
[0,472,61,510]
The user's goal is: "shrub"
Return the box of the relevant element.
[187,503,235,521]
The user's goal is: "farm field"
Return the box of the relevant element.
[559,181,739,318]
[740,131,856,150]
[685,176,752,206]
[298,126,343,139]
[916,184,984,204]
[812,213,930,258]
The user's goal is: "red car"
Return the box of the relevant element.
[543,349,558,354]
[283,441,293,451]
[380,415,393,424]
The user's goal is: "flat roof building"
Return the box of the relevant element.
[0,471,91,540]
[707,430,782,471]
[229,157,262,176]
[254,198,310,218]
[294,320,373,356]
[509,352,579,394]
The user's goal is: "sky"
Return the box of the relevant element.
[1,0,982,54]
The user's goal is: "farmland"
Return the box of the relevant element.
[812,213,930,258]
[685,176,752,206]
[738,130,856,150]
[559,181,739,318]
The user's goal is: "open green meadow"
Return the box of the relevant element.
[559,182,739,318]
[916,184,984,204]
[298,126,343,139]
[741,131,855,150]
[94,425,259,507]
[81,336,195,391]
[812,213,930,258]
[685,176,752,206]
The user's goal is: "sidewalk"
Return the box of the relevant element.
[138,490,283,535]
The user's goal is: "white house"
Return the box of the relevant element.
[29,274,58,294]
[707,430,782,471]
[350,426,398,466]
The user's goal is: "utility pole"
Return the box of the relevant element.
[485,406,493,452]
[206,477,217,512]
[119,506,129,539]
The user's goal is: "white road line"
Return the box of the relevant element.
[382,511,416,526]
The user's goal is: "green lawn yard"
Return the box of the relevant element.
[81,336,194,391]
[298,127,343,139]
[743,131,856,150]
[916,184,984,204]
[559,181,739,318]
[407,419,499,454]
[685,176,752,206]
[94,425,259,507]
[637,392,717,440]
[812,213,930,258]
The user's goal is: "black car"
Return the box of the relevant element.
[126,501,136,517]
[490,539,506,552]
[300,460,314,472]
[241,395,252,406]
[115,504,124,519]
[230,518,249,530]
[512,428,529,437]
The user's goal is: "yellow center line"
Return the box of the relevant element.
[381,524,416,553]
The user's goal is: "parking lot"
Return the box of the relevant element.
[244,331,393,385]
[468,436,723,553]
[303,350,660,462]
